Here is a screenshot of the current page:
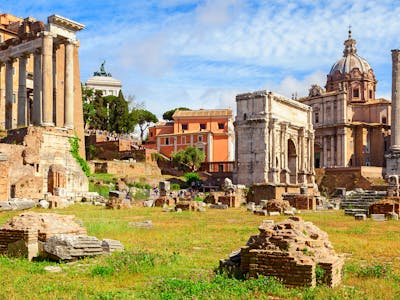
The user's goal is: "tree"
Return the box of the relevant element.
[162,107,190,121]
[171,146,205,171]
[82,87,137,133]
[82,86,95,129]
[131,109,158,141]
[104,91,136,133]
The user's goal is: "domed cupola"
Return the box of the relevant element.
[326,28,377,103]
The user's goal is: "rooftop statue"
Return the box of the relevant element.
[93,60,112,77]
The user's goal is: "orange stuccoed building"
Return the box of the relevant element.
[147,109,235,172]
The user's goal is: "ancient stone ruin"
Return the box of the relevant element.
[220,216,343,287]
[0,212,123,261]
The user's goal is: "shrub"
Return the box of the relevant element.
[69,136,90,177]
[170,183,180,190]
[183,172,200,185]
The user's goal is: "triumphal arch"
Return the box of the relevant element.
[234,90,315,198]
[0,14,88,201]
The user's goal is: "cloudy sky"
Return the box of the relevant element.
[3,1,400,118]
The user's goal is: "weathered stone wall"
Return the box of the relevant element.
[0,159,10,201]
[0,126,88,199]
[217,195,238,207]
[248,184,315,203]
[369,198,400,215]
[88,160,161,177]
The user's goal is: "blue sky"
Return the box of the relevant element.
[3,1,400,118]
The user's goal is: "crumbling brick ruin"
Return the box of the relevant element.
[220,216,343,288]
[369,197,400,215]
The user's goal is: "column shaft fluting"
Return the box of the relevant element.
[64,42,74,128]
[391,50,400,151]
[5,60,14,129]
[17,55,27,127]
[32,50,42,125]
[42,33,54,126]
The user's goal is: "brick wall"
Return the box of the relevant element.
[0,229,38,260]
[283,194,316,210]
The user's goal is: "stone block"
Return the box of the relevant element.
[371,214,386,221]
[0,202,12,211]
[210,204,228,209]
[101,239,124,253]
[129,220,153,228]
[354,214,367,220]
[386,212,399,220]
[44,234,103,261]
[37,200,50,209]
[269,211,280,216]
[253,210,268,216]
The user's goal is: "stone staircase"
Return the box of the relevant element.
[341,190,387,215]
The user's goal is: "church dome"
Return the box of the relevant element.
[328,29,372,76]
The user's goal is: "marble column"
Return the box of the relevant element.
[64,41,74,128]
[42,32,54,126]
[391,50,400,151]
[5,59,14,129]
[17,55,28,127]
[32,49,42,125]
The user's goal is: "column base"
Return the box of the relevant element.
[391,145,400,152]
[41,122,54,127]
[64,124,74,130]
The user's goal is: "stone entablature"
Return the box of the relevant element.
[234,90,314,186]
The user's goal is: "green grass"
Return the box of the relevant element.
[1,207,400,299]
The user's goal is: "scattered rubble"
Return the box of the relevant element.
[220,216,343,288]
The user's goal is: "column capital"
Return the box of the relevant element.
[6,57,16,64]
[41,31,57,38]
[64,38,78,46]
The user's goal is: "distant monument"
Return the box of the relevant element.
[85,61,122,97]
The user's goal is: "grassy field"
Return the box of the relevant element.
[0,206,399,299]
